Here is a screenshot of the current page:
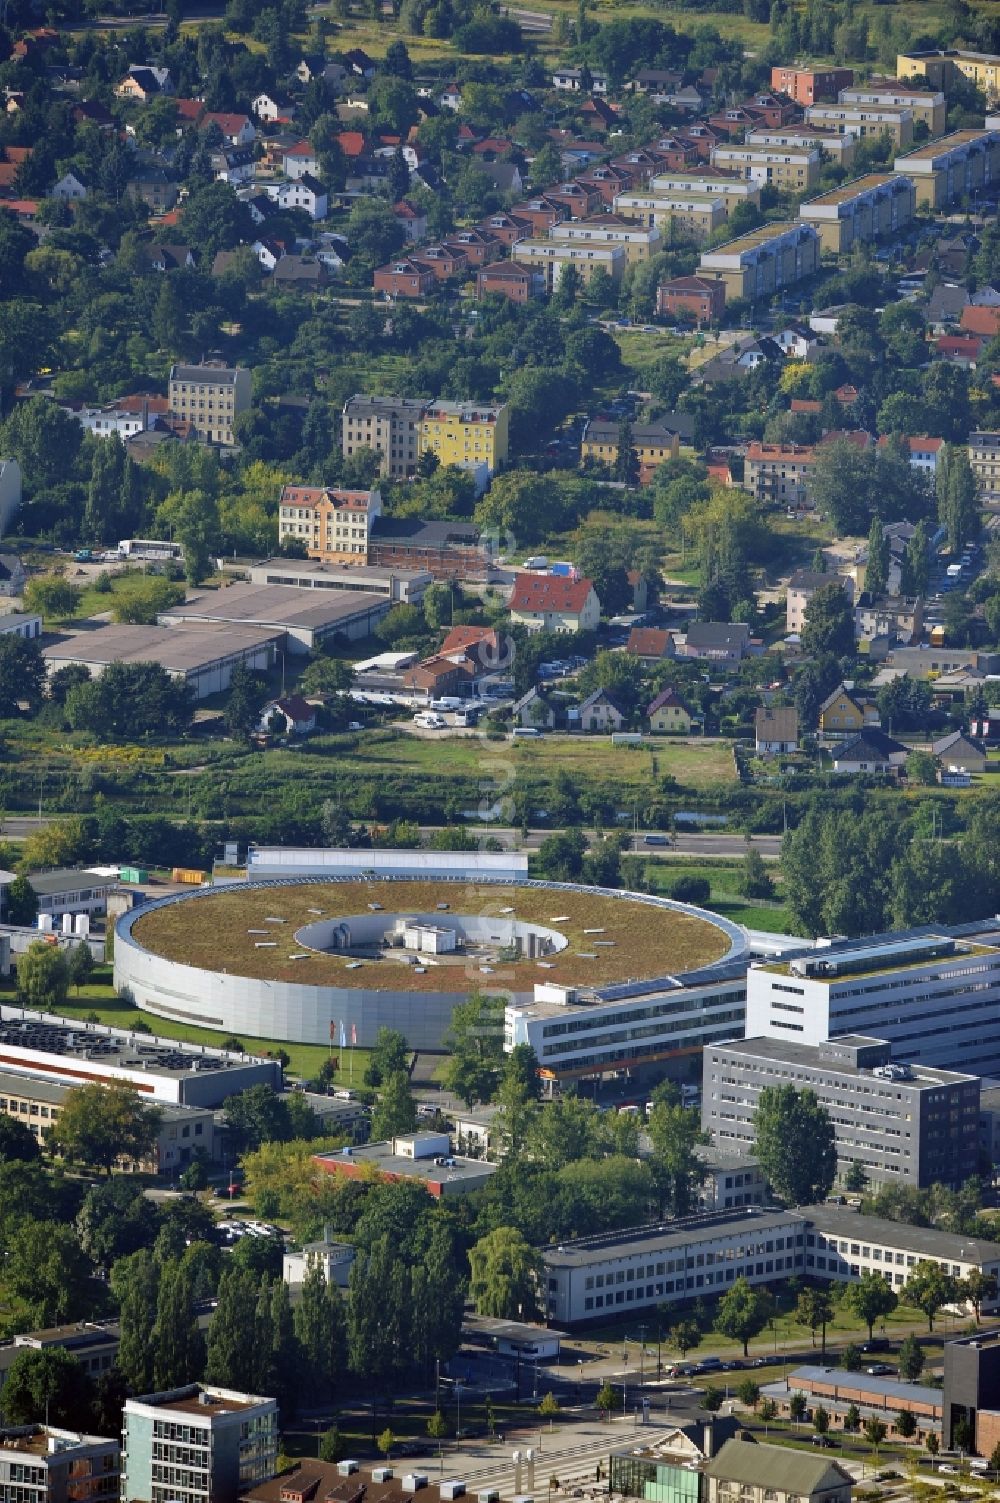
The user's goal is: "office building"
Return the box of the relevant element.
[18,869,115,922]
[122,1385,277,1503]
[771,66,855,106]
[711,144,822,190]
[0,1426,119,1503]
[839,81,946,135]
[418,400,509,475]
[276,486,382,565]
[3,1325,120,1390]
[167,363,251,447]
[897,49,1000,104]
[341,394,425,479]
[968,431,1000,499]
[799,173,917,254]
[745,926,1000,1075]
[893,128,1000,209]
[541,1202,1000,1325]
[698,222,820,303]
[943,1329,1000,1453]
[313,1135,497,1198]
[805,104,914,147]
[702,1035,980,1188]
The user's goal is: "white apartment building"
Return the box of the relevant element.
[745,928,1000,1075]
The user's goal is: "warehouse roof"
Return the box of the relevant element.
[160,584,387,632]
[43,622,282,673]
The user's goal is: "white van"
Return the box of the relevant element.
[414,712,446,730]
[512,726,543,738]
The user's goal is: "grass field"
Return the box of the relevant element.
[643,856,795,934]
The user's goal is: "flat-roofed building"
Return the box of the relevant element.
[246,557,429,604]
[551,214,662,263]
[367,518,494,581]
[700,221,820,305]
[839,80,946,135]
[746,924,1000,1076]
[277,485,382,565]
[771,66,855,106]
[122,1385,277,1503]
[893,128,1000,208]
[313,1135,497,1197]
[0,1426,120,1503]
[702,1034,980,1188]
[515,236,626,289]
[799,172,917,254]
[647,172,762,214]
[42,622,281,699]
[968,431,1000,498]
[159,583,389,653]
[898,49,1000,105]
[341,394,425,479]
[167,362,251,447]
[746,126,856,167]
[711,143,822,190]
[806,103,913,146]
[5,1325,120,1388]
[612,190,726,243]
[0,612,41,640]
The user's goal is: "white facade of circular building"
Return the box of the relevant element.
[114,877,748,1051]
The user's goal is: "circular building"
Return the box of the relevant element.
[115,876,747,1050]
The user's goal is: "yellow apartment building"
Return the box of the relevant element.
[515,238,626,289]
[278,485,383,564]
[799,173,917,254]
[697,221,820,302]
[839,82,946,135]
[419,401,509,475]
[710,144,822,190]
[898,49,1000,104]
[805,103,914,147]
[893,128,1000,208]
[552,215,663,263]
[613,190,727,243]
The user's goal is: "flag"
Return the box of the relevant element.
[351,1023,357,1046]
[329,1020,336,1042]
[340,1020,347,1049]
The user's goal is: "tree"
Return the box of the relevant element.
[670,1320,701,1358]
[863,1417,887,1458]
[796,1286,833,1356]
[844,1161,869,1194]
[752,1085,837,1206]
[714,1277,773,1357]
[223,1085,291,1152]
[789,1392,807,1423]
[539,1392,560,1429]
[0,1114,39,1163]
[5,1220,94,1327]
[801,582,855,659]
[1,1348,89,1428]
[293,1263,345,1398]
[225,663,264,742]
[841,1344,862,1372]
[646,1099,707,1217]
[363,1027,409,1088]
[371,1071,417,1141]
[961,1268,997,1323]
[23,575,81,621]
[77,1179,158,1271]
[614,418,640,486]
[68,942,95,994]
[897,1334,924,1381]
[596,1382,617,1420]
[813,1405,830,1436]
[152,1261,205,1390]
[0,635,45,717]
[736,1378,760,1409]
[906,1259,958,1330]
[468,1227,542,1320]
[4,875,38,926]
[15,942,70,1011]
[902,520,930,597]
[111,1249,158,1393]
[319,1427,344,1463]
[51,1082,162,1174]
[66,661,192,741]
[845,1270,898,1342]
[896,1409,916,1439]
[865,514,888,600]
[938,444,979,555]
[739,842,775,900]
[205,1264,259,1390]
[844,1403,861,1431]
[178,180,253,260]
[443,991,505,1106]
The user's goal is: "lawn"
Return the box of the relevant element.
[642,856,795,934]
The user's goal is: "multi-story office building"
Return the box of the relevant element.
[418,400,508,476]
[121,1386,277,1503]
[839,81,946,135]
[542,1203,1000,1325]
[504,954,749,1092]
[0,1427,119,1503]
[799,173,917,254]
[341,395,425,480]
[701,1034,981,1188]
[968,431,1000,499]
[698,222,820,302]
[167,364,251,447]
[612,191,727,244]
[746,126,856,167]
[745,926,1000,1076]
[893,128,1000,208]
[805,104,914,147]
[276,485,382,565]
[897,49,1000,104]
[710,144,822,189]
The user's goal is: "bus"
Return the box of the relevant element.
[118,538,183,561]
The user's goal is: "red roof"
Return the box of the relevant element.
[116,393,169,414]
[817,429,873,450]
[285,140,317,157]
[175,97,204,121]
[337,131,365,158]
[628,627,672,659]
[876,433,944,453]
[790,398,821,413]
[201,112,251,135]
[509,574,596,614]
[936,334,983,358]
[960,304,1000,337]
[440,625,500,657]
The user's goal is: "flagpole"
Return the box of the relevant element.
[350,1024,354,1087]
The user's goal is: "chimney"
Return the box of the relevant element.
[702,1420,715,1459]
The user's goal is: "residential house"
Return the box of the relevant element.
[272,256,329,288]
[696,336,785,384]
[343,48,376,78]
[773,323,821,360]
[817,681,881,737]
[581,418,679,481]
[252,91,296,123]
[252,238,284,272]
[127,164,179,215]
[705,1438,853,1503]
[968,431,1000,496]
[552,68,608,94]
[403,653,477,700]
[411,243,468,281]
[278,484,381,563]
[936,333,983,367]
[855,594,924,647]
[258,696,318,735]
[745,442,816,507]
[676,622,754,662]
[508,574,601,634]
[628,627,675,663]
[657,275,726,323]
[786,570,852,633]
[647,687,693,734]
[269,174,328,219]
[577,688,627,733]
[512,686,559,729]
[0,552,27,596]
[394,198,427,242]
[373,258,435,298]
[439,81,463,111]
[755,705,799,755]
[211,145,254,185]
[477,261,545,303]
[876,433,944,477]
[932,730,987,773]
[961,304,1000,339]
[478,211,533,248]
[201,112,255,146]
[833,728,908,775]
[282,141,319,179]
[167,361,251,447]
[115,64,173,101]
[50,170,88,200]
[445,228,501,267]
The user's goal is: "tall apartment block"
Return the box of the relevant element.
[0,1426,119,1503]
[121,1385,277,1503]
[167,364,251,447]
